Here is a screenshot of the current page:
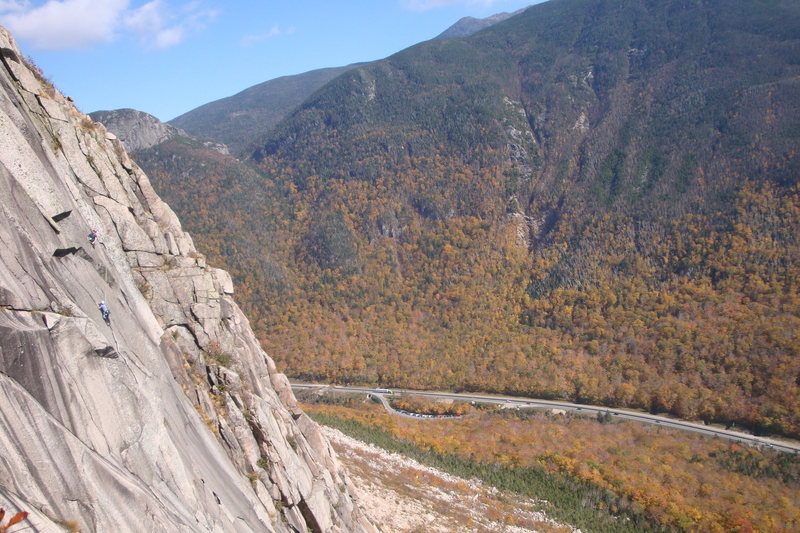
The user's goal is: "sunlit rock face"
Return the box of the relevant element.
[89,108,187,152]
[0,25,374,533]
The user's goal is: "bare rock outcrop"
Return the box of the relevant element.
[88,108,186,151]
[91,108,230,155]
[0,26,374,533]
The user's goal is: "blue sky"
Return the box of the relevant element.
[0,0,543,121]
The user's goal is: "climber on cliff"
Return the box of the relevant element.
[88,229,99,246]
[98,301,110,324]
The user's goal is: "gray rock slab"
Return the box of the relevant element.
[94,195,156,252]
[0,24,376,533]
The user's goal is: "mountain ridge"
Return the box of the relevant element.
[167,7,527,155]
[169,65,361,155]
[435,8,527,39]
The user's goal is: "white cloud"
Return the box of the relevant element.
[0,0,217,50]
[123,0,163,35]
[123,0,218,50]
[153,25,183,49]
[0,1,29,12]
[240,25,294,48]
[401,0,496,12]
[0,0,129,49]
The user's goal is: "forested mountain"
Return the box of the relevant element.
[167,8,521,155]
[169,65,360,155]
[140,0,800,438]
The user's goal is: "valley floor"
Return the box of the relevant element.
[322,426,578,533]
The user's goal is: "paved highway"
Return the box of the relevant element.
[292,382,800,454]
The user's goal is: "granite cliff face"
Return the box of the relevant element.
[0,26,374,533]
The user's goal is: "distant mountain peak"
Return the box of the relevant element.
[436,7,527,39]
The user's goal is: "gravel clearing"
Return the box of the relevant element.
[322,426,579,533]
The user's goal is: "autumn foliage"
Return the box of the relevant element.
[139,0,800,442]
[303,399,800,533]
[253,182,800,438]
[0,509,28,532]
[390,394,475,416]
